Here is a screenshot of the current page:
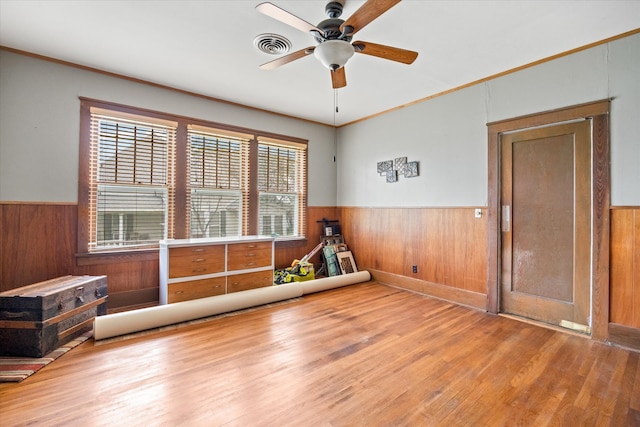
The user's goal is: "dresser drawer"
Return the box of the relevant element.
[169,245,225,278]
[227,270,274,293]
[167,277,226,303]
[170,244,224,258]
[227,242,272,271]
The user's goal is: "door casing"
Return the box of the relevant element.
[486,100,610,340]
[500,121,591,328]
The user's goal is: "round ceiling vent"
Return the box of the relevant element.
[253,33,292,55]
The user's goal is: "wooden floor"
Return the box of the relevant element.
[1,282,639,426]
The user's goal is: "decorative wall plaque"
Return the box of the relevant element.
[377,157,419,183]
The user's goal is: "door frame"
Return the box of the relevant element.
[486,100,610,340]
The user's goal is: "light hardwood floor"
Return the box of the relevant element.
[1,282,639,426]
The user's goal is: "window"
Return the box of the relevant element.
[88,111,176,251]
[187,126,249,238]
[257,137,307,237]
[78,99,307,254]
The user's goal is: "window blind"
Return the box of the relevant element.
[257,138,307,237]
[79,100,309,254]
[89,112,176,251]
[187,126,249,238]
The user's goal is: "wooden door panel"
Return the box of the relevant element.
[511,134,574,301]
[501,120,591,328]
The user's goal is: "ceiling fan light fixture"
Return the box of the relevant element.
[314,40,354,71]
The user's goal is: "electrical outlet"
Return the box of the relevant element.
[412,265,418,273]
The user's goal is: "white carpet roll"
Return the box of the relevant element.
[301,270,371,295]
[94,282,302,340]
[94,270,371,341]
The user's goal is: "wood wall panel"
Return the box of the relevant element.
[0,203,337,308]
[4,201,638,331]
[0,203,76,290]
[338,207,488,296]
[610,208,640,328]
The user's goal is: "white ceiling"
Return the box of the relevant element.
[1,1,638,126]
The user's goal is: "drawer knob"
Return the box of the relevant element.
[192,268,207,273]
[193,258,206,262]
[191,248,205,253]
[245,253,256,257]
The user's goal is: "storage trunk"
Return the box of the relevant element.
[0,275,108,357]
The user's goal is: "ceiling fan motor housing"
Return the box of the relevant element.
[314,18,353,43]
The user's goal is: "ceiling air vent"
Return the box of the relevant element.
[253,33,292,55]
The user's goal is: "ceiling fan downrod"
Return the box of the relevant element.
[325,1,344,19]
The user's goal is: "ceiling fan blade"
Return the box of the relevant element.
[259,47,315,70]
[353,41,418,64]
[340,0,401,36]
[256,2,322,35]
[331,67,347,89]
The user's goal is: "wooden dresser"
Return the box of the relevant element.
[159,236,274,304]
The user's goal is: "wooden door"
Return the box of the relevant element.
[500,120,591,331]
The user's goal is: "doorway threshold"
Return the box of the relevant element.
[498,313,592,339]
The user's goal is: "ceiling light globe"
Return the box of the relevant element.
[314,40,354,71]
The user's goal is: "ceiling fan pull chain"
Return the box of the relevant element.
[333,89,339,126]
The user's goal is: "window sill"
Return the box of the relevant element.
[76,248,159,266]
[76,237,308,266]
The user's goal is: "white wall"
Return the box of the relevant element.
[337,33,640,207]
[0,50,338,206]
[337,83,487,207]
[2,33,639,208]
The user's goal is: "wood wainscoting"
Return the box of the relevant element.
[0,202,336,310]
[338,206,488,310]
[610,207,640,349]
[2,201,640,350]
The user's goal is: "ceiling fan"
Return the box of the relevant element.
[256,0,418,89]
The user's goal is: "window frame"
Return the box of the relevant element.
[186,125,251,239]
[256,137,308,238]
[89,111,177,252]
[77,98,308,257]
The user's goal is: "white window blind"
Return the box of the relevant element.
[89,111,176,251]
[257,138,307,237]
[80,100,309,254]
[187,126,250,238]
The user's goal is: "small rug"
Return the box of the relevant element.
[0,331,93,383]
